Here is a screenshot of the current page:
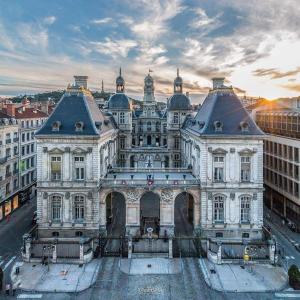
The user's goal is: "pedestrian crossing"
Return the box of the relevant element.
[285,256,295,260]
[0,255,17,271]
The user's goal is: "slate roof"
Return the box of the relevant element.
[168,94,191,111]
[185,90,264,136]
[108,93,130,109]
[36,91,115,136]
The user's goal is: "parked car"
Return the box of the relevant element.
[31,211,37,225]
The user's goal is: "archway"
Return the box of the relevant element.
[174,192,194,236]
[105,192,126,235]
[140,191,160,236]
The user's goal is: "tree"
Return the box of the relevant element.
[288,265,300,289]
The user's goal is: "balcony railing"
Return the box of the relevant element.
[13,137,19,142]
[99,177,199,187]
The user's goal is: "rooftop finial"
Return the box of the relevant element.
[101,80,104,93]
[177,68,179,77]
[119,67,122,76]
[149,68,153,75]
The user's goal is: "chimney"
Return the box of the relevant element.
[74,75,88,89]
[6,103,16,117]
[212,77,225,90]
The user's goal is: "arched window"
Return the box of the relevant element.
[240,196,251,223]
[147,135,152,146]
[51,195,62,221]
[213,195,224,223]
[74,195,85,221]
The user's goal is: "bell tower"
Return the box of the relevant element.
[143,70,155,102]
[116,68,125,93]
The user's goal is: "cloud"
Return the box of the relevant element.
[90,18,112,25]
[253,67,300,79]
[281,83,300,93]
[0,22,15,50]
[18,23,49,49]
[90,38,137,58]
[43,16,56,25]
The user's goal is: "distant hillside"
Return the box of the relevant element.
[8,90,166,107]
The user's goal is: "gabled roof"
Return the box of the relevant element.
[36,91,115,136]
[185,90,264,136]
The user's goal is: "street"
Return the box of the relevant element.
[0,197,36,294]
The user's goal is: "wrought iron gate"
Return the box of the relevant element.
[99,236,128,257]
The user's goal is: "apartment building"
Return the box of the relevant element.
[0,112,19,221]
[254,108,300,226]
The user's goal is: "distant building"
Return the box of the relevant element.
[1,100,48,205]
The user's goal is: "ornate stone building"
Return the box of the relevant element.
[24,71,264,262]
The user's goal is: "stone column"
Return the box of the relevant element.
[125,189,140,236]
[217,244,222,264]
[128,237,132,259]
[168,238,173,258]
[160,189,174,236]
[52,244,57,263]
[99,192,107,235]
[79,243,84,264]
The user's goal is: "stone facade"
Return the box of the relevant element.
[31,73,264,262]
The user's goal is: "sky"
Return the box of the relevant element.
[0,0,300,103]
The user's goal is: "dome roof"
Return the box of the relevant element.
[174,76,183,85]
[116,75,124,85]
[168,94,191,111]
[108,93,130,109]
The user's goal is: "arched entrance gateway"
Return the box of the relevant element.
[174,192,194,236]
[140,191,160,236]
[105,192,126,235]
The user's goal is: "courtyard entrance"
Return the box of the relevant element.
[140,191,160,237]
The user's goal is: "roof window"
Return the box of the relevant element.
[75,121,84,132]
[240,121,249,132]
[214,120,223,132]
[51,121,61,132]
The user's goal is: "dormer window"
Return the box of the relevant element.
[198,121,205,129]
[214,121,223,132]
[75,121,84,132]
[52,121,61,132]
[240,121,249,132]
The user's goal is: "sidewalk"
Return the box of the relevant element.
[199,258,288,292]
[264,206,300,246]
[10,260,101,293]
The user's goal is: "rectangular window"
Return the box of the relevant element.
[241,196,251,223]
[74,156,85,180]
[120,137,125,149]
[75,167,85,180]
[174,138,180,150]
[241,156,251,182]
[51,156,62,181]
[213,156,224,182]
[214,196,224,222]
[173,112,179,124]
[52,196,61,221]
[119,112,125,124]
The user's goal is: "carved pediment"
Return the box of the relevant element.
[211,148,228,154]
[72,147,88,154]
[48,147,64,154]
[238,148,254,155]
